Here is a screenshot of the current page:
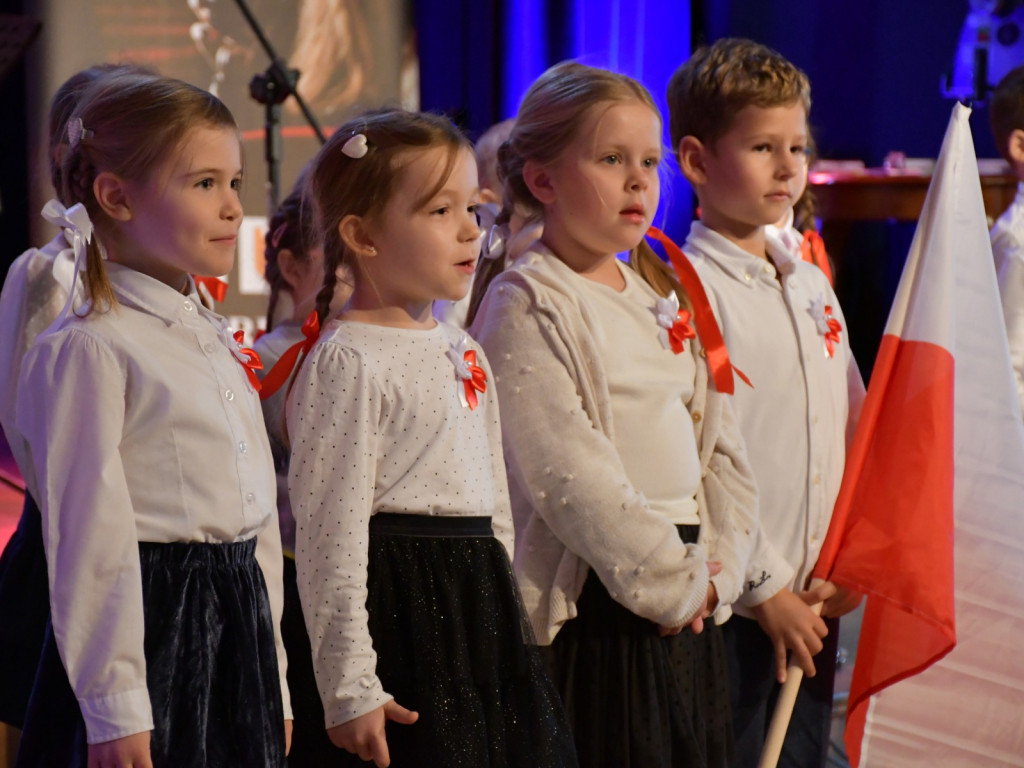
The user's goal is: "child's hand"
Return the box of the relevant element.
[285,718,293,755]
[87,731,152,768]
[797,579,837,608]
[327,700,419,767]
[818,581,863,618]
[659,560,722,637]
[752,587,830,682]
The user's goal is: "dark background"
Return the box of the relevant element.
[0,0,996,370]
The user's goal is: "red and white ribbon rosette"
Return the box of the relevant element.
[654,292,696,354]
[808,295,843,358]
[446,334,487,410]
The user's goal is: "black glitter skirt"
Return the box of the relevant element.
[15,538,286,768]
[540,524,733,768]
[0,492,49,728]
[338,512,577,768]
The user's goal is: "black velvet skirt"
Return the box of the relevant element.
[540,524,733,768]
[336,512,577,768]
[0,492,49,728]
[15,538,286,768]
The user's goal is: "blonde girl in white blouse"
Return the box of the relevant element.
[468,62,761,768]
[285,109,575,768]
[15,70,290,768]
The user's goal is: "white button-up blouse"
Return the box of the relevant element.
[15,263,290,743]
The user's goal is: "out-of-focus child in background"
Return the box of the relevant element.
[436,118,543,328]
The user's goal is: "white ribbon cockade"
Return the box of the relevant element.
[42,199,96,322]
[341,133,368,159]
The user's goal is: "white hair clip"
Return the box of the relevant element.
[482,224,506,261]
[66,117,93,149]
[341,133,368,159]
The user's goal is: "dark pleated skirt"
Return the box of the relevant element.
[540,524,733,768]
[15,538,286,768]
[336,512,577,768]
[0,492,49,728]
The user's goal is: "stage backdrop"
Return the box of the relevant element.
[25,0,415,337]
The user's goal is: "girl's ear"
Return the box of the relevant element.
[337,214,377,258]
[93,172,132,221]
[523,159,557,205]
[677,136,708,186]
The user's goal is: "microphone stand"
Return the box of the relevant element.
[230,0,327,215]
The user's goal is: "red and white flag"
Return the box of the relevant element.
[812,103,1024,766]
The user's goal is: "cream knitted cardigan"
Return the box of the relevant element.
[471,245,788,645]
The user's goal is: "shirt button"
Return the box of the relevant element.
[204,342,216,354]
[691,411,703,423]
[183,299,194,311]
[245,492,255,504]
[224,389,235,401]
[743,273,753,282]
[238,441,247,454]
[813,473,821,486]
[762,263,773,274]
[813,414,820,425]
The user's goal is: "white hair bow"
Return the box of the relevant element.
[41,198,97,323]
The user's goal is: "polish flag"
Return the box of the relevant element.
[812,103,1024,765]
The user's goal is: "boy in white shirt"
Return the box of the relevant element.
[668,38,865,768]
[989,63,1024,417]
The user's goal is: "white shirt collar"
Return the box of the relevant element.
[104,263,208,327]
[686,220,798,280]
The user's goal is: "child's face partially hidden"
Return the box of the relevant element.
[114,126,243,287]
[683,101,808,254]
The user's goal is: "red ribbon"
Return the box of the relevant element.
[823,305,842,358]
[232,330,263,392]
[800,230,834,287]
[645,226,749,394]
[259,310,321,400]
[193,275,229,302]
[667,309,696,354]
[462,349,487,410]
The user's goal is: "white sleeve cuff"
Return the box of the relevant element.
[80,687,154,745]
[322,676,393,730]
